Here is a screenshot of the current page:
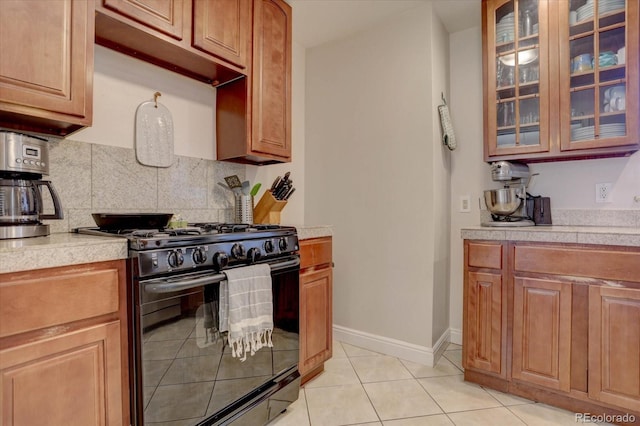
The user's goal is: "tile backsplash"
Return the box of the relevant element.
[43,139,245,233]
[480,208,640,227]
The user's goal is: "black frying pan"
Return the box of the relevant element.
[92,213,173,230]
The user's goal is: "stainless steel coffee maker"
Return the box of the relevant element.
[0,131,63,239]
[482,161,534,227]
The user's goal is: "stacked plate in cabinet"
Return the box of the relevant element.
[571,123,626,141]
[600,122,626,137]
[599,0,625,16]
[496,12,515,43]
[576,2,594,21]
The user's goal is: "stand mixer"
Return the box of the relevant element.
[482,161,535,227]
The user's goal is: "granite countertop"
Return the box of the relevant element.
[461,225,640,247]
[0,233,128,274]
[1,225,334,275]
[295,225,333,240]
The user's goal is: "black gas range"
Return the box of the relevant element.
[77,222,301,426]
[77,223,299,277]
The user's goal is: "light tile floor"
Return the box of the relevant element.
[270,341,613,426]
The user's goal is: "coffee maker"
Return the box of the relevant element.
[0,131,64,239]
[482,161,535,227]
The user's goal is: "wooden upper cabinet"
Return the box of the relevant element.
[558,0,639,155]
[0,0,94,136]
[95,0,246,85]
[484,0,551,159]
[193,0,251,69]
[483,0,639,162]
[216,0,292,164]
[102,0,185,40]
[251,0,292,160]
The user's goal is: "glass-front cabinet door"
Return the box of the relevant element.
[483,0,639,161]
[485,0,550,158]
[559,0,638,152]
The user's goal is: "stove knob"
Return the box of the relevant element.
[192,248,207,265]
[167,250,184,268]
[247,247,262,263]
[231,243,245,259]
[264,240,274,253]
[213,251,229,269]
[278,238,288,251]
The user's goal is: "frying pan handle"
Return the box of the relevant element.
[37,180,64,220]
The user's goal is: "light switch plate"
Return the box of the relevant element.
[460,195,471,213]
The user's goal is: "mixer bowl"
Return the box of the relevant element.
[484,188,522,215]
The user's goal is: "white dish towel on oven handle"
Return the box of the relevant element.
[438,94,457,151]
[219,264,274,361]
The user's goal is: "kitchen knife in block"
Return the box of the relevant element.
[254,191,287,224]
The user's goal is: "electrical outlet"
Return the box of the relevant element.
[595,183,613,203]
[460,195,471,213]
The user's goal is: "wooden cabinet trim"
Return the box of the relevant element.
[0,266,121,339]
[192,0,251,69]
[468,241,503,270]
[102,0,185,40]
[514,244,640,283]
[300,237,332,270]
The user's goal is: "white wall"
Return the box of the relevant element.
[428,10,452,348]
[305,3,451,361]
[71,44,306,226]
[74,46,217,159]
[448,26,492,344]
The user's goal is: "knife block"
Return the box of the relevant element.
[253,191,287,224]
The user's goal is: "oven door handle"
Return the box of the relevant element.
[143,257,300,294]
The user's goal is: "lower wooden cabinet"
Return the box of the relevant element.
[0,322,123,425]
[589,285,640,412]
[464,271,504,375]
[0,260,129,426]
[299,237,333,383]
[512,277,572,392]
[463,240,640,418]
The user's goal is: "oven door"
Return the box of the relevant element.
[132,256,300,426]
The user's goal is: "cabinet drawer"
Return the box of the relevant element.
[467,242,502,270]
[514,245,640,282]
[0,266,121,338]
[300,237,332,269]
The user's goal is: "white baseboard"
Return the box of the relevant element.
[449,328,462,346]
[333,325,453,367]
